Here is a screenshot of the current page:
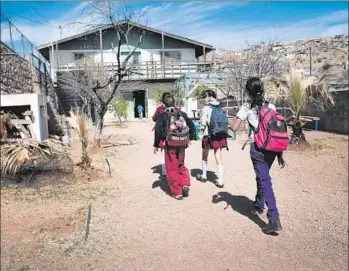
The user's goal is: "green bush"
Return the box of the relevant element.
[193,85,210,103]
[154,84,184,107]
[113,96,128,121]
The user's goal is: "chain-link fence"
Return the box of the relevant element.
[1,10,51,75]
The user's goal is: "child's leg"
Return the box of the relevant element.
[178,147,190,187]
[253,177,265,211]
[201,148,209,178]
[164,147,182,196]
[160,149,167,176]
[214,148,224,185]
[250,145,279,221]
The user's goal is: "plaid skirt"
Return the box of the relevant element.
[202,136,228,150]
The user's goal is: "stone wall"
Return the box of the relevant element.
[0,41,55,97]
[303,90,348,134]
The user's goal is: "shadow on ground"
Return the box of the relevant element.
[151,165,171,196]
[212,192,269,231]
[190,168,218,184]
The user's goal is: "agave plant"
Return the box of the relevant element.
[0,139,69,175]
[262,70,335,144]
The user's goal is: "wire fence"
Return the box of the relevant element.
[0,10,51,75]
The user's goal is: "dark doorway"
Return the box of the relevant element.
[133,90,145,118]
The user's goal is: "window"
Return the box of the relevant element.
[161,51,181,62]
[74,53,85,61]
[121,51,141,63]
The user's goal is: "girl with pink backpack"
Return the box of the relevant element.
[230,77,287,234]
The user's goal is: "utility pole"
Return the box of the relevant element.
[59,26,62,39]
[309,46,312,76]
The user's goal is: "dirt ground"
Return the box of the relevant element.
[1,121,348,271]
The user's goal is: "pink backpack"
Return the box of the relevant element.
[254,106,289,152]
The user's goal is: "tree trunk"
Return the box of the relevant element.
[290,120,306,144]
[94,107,107,147]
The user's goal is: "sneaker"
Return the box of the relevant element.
[172,194,184,200]
[251,206,264,215]
[262,220,282,234]
[159,175,167,180]
[182,186,190,197]
[196,174,207,183]
[215,181,224,188]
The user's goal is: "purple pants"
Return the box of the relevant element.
[250,143,280,221]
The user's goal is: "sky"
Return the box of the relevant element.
[1,1,348,51]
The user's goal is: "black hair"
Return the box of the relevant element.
[245,77,265,107]
[203,89,217,99]
[161,92,171,104]
[163,94,175,108]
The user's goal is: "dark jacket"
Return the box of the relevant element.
[154,109,196,148]
[152,105,167,122]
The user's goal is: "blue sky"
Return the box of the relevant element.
[1,1,348,50]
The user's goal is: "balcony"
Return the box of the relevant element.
[54,61,214,81]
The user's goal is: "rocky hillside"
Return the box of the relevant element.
[215,34,348,78]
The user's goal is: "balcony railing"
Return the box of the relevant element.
[55,61,214,81]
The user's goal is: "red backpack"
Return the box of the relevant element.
[254,106,289,152]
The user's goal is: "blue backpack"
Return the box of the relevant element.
[209,105,228,138]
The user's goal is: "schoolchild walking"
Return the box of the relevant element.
[196,89,229,188]
[230,77,288,234]
[153,94,196,200]
[152,92,171,179]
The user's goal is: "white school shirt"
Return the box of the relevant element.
[236,101,276,143]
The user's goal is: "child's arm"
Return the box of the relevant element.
[154,114,165,147]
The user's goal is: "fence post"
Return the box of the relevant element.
[8,21,14,49]
[21,34,25,58]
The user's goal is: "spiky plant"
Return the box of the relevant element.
[262,70,335,144]
[0,139,69,175]
[70,107,92,168]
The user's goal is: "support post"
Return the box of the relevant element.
[309,47,312,76]
[21,34,25,58]
[99,29,104,65]
[8,21,14,49]
[203,46,206,62]
[51,43,55,82]
[314,119,319,131]
[161,31,165,78]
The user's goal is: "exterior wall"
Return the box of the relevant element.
[0,93,49,141]
[302,90,348,134]
[48,27,198,69]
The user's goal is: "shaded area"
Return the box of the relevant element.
[190,168,218,184]
[1,154,74,187]
[212,192,267,230]
[151,164,171,196]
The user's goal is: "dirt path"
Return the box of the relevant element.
[1,121,348,271]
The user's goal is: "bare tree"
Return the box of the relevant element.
[58,1,147,146]
[216,40,287,102]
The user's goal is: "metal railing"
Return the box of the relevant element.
[0,10,51,75]
[55,61,214,80]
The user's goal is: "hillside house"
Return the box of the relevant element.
[37,20,214,121]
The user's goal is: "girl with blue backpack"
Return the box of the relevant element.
[196,89,229,188]
[230,77,287,234]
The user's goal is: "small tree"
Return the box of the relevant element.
[154,84,184,107]
[192,85,210,104]
[113,95,128,123]
[263,71,335,144]
[59,1,146,147]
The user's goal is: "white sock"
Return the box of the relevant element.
[202,160,207,178]
[217,165,224,185]
[161,151,167,176]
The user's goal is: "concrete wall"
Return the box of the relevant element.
[0,93,49,141]
[302,90,348,134]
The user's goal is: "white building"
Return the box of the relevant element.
[37,20,215,121]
